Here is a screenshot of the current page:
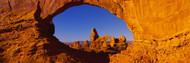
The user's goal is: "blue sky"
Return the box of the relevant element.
[53,5,134,42]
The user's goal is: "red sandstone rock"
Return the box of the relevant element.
[90,28,99,43]
[72,41,82,49]
[89,29,127,53]
[82,40,89,48]
[118,36,126,42]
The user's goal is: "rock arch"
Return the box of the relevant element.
[0,0,190,63]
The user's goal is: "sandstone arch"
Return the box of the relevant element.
[91,35,115,48]
[1,0,190,63]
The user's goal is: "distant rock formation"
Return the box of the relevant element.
[90,28,99,43]
[69,28,128,54]
[114,36,128,51]
[82,40,89,49]
[89,28,128,53]
[72,41,82,49]
[90,36,113,49]
[119,36,126,42]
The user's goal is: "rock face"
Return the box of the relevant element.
[118,36,126,42]
[90,36,114,50]
[72,41,82,49]
[89,29,127,53]
[0,0,190,63]
[69,28,128,54]
[90,28,99,43]
[82,40,89,49]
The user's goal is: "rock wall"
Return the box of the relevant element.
[0,0,190,63]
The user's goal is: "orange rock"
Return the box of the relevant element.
[90,36,112,49]
[110,37,116,47]
[82,40,89,48]
[116,36,127,50]
[72,41,82,49]
[118,36,126,42]
[90,28,99,43]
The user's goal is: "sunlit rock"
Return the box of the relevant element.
[90,28,99,43]
[72,41,82,49]
[118,36,126,42]
[82,40,89,48]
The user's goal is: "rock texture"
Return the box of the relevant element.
[72,41,82,49]
[90,28,99,43]
[119,36,126,42]
[82,40,89,49]
[0,0,190,63]
[89,28,127,53]
[70,29,128,54]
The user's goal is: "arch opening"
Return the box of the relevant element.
[52,4,134,43]
[106,39,110,43]
[51,4,133,53]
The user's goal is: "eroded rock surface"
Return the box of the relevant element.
[72,41,82,49]
[89,28,128,53]
[82,40,89,49]
[70,28,128,54]
[0,0,190,63]
[90,28,99,43]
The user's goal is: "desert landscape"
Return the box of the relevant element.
[0,0,190,63]
[66,28,128,54]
